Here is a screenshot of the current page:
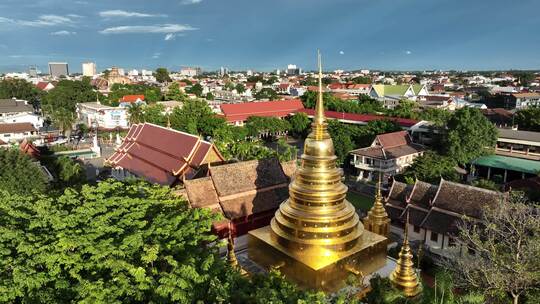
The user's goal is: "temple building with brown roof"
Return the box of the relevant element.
[385,178,507,258]
[184,158,296,238]
[349,130,425,183]
[106,123,224,186]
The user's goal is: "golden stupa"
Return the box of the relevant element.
[389,211,421,297]
[248,52,388,291]
[363,174,391,238]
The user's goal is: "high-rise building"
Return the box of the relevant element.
[286,64,301,76]
[219,66,228,76]
[82,62,97,77]
[28,66,38,77]
[180,67,201,77]
[48,62,69,78]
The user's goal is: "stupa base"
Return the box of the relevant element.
[248,225,388,292]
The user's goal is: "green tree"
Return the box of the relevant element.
[514,107,540,132]
[390,99,418,119]
[42,80,98,135]
[245,116,290,140]
[154,67,171,83]
[287,112,311,138]
[206,92,215,100]
[0,79,42,106]
[471,178,499,191]
[235,83,245,94]
[186,83,204,97]
[127,103,145,124]
[0,180,234,303]
[0,148,48,195]
[443,107,497,165]
[143,104,167,126]
[170,99,227,138]
[446,193,540,304]
[42,156,86,189]
[401,151,459,184]
[165,82,186,101]
[254,88,278,100]
[327,119,357,165]
[107,84,163,105]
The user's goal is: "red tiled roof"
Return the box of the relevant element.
[220,99,304,123]
[106,123,224,185]
[299,109,419,128]
[19,138,40,158]
[121,95,145,102]
[0,122,36,134]
[377,131,410,149]
[36,82,52,90]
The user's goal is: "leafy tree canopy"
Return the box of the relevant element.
[170,99,227,139]
[245,116,290,140]
[287,112,311,138]
[186,83,204,97]
[165,82,187,101]
[0,148,48,195]
[154,67,171,83]
[107,83,162,105]
[400,151,459,184]
[515,107,540,132]
[0,78,42,106]
[443,107,497,165]
[254,88,278,100]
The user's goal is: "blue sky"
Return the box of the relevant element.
[1,0,539,73]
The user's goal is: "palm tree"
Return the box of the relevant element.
[128,103,144,125]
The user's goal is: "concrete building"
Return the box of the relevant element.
[0,122,39,144]
[48,62,69,78]
[286,64,301,76]
[82,62,97,77]
[495,128,540,161]
[77,102,129,130]
[180,67,201,77]
[350,131,425,183]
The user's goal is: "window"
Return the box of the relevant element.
[413,226,421,233]
[430,232,439,242]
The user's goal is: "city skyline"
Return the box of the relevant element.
[1,0,540,73]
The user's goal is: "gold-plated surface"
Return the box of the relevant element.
[363,174,390,237]
[227,230,247,276]
[389,211,421,297]
[248,52,388,291]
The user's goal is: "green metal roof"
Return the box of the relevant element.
[472,155,540,174]
[371,85,411,97]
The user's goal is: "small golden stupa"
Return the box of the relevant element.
[248,52,387,291]
[363,174,390,237]
[389,211,421,297]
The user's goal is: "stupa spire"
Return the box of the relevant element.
[314,50,325,126]
[363,172,390,237]
[389,210,421,297]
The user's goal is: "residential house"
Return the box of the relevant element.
[77,102,129,130]
[328,83,372,96]
[119,95,146,107]
[370,84,429,109]
[0,98,34,118]
[509,92,540,109]
[0,122,39,144]
[106,123,224,186]
[385,179,507,257]
[349,131,425,183]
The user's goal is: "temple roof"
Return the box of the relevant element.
[106,123,223,185]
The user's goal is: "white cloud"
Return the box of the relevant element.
[100,24,197,34]
[164,33,175,41]
[152,52,161,59]
[99,10,166,18]
[181,0,202,4]
[405,50,412,55]
[0,14,77,27]
[339,50,344,55]
[50,30,76,36]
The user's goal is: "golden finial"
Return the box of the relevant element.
[314,50,325,126]
[227,226,247,276]
[389,209,421,297]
